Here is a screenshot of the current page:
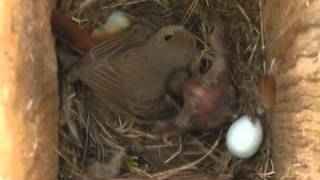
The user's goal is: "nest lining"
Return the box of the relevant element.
[57,0,274,179]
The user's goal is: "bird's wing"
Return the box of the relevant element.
[81,64,125,108]
[66,23,157,114]
[66,22,156,82]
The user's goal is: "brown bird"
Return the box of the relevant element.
[67,23,200,120]
[160,24,236,136]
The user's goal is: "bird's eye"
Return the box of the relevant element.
[163,34,173,42]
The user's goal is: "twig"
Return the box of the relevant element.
[81,114,91,165]
[191,138,226,168]
[164,136,183,164]
[115,118,134,133]
[71,16,89,24]
[55,149,81,172]
[183,0,199,25]
[135,167,153,178]
[99,133,123,150]
[145,144,176,149]
[101,0,149,9]
[71,0,98,14]
[259,0,266,52]
[127,129,159,140]
[233,0,251,23]
[247,35,260,69]
[268,58,277,75]
[95,117,114,139]
[233,0,259,35]
[79,0,98,11]
[205,0,210,7]
[151,131,222,180]
[152,0,169,9]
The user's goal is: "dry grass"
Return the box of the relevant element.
[57,0,274,179]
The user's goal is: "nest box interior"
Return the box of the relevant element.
[0,0,320,180]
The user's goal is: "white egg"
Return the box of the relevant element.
[226,115,263,158]
[91,11,132,38]
[103,11,131,34]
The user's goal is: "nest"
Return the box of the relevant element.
[57,0,274,179]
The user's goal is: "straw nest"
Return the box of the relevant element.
[57,0,274,179]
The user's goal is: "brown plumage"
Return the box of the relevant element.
[51,10,100,55]
[161,24,236,135]
[67,23,199,120]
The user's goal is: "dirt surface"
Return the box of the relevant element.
[264,0,320,179]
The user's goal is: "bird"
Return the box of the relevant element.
[159,23,236,136]
[66,22,200,120]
